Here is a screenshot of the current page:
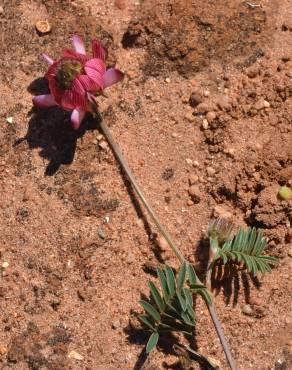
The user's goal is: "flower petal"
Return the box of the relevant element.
[61,89,87,111]
[71,108,86,130]
[72,35,86,55]
[71,77,86,96]
[103,68,124,88]
[62,49,89,64]
[77,75,99,92]
[33,94,57,108]
[92,39,107,60]
[85,58,106,74]
[42,53,54,65]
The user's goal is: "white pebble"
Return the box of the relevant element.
[203,90,210,97]
[2,262,9,268]
[202,119,209,129]
[165,77,171,83]
[68,351,84,361]
[6,117,13,124]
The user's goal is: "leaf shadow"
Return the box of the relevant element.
[195,235,262,306]
[18,77,99,176]
[211,265,262,306]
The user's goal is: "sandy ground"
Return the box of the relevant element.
[0,0,291,369]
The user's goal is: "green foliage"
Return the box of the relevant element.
[209,226,277,276]
[139,262,211,353]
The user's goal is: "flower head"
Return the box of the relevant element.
[33,35,124,129]
[208,218,233,244]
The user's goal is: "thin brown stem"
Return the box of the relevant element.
[92,103,237,370]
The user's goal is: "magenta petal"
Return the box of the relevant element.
[42,53,54,65]
[61,90,87,111]
[72,35,86,55]
[71,109,86,130]
[77,75,98,92]
[85,58,106,74]
[71,77,86,95]
[103,68,124,88]
[92,39,107,60]
[84,67,104,89]
[33,94,57,108]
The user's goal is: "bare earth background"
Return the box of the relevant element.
[0,0,291,369]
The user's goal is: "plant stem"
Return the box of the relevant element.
[93,104,237,370]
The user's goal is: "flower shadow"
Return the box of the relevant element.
[21,78,99,176]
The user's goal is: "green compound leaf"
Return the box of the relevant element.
[187,264,198,285]
[210,222,277,276]
[139,264,198,352]
[156,267,169,301]
[146,332,159,353]
[165,266,176,297]
[149,281,165,312]
[139,315,155,331]
[140,300,161,323]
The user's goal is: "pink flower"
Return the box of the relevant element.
[33,35,124,129]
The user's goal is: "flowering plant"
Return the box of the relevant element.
[33,35,123,129]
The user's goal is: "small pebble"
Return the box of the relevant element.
[126,252,135,264]
[189,174,199,185]
[203,90,210,97]
[99,141,108,150]
[206,166,216,176]
[242,304,253,316]
[6,117,13,124]
[193,160,199,167]
[165,77,171,83]
[0,6,4,15]
[186,158,193,165]
[156,235,169,251]
[136,218,144,228]
[35,20,52,35]
[112,319,121,329]
[2,262,9,269]
[185,112,195,122]
[202,119,209,130]
[189,91,202,107]
[246,66,259,78]
[213,205,233,220]
[0,344,7,355]
[97,227,106,240]
[188,185,201,203]
[181,94,190,104]
[68,350,84,361]
[254,98,269,110]
[216,95,231,111]
[114,0,126,9]
[248,295,262,306]
[208,357,221,369]
[206,111,216,123]
[171,132,178,138]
